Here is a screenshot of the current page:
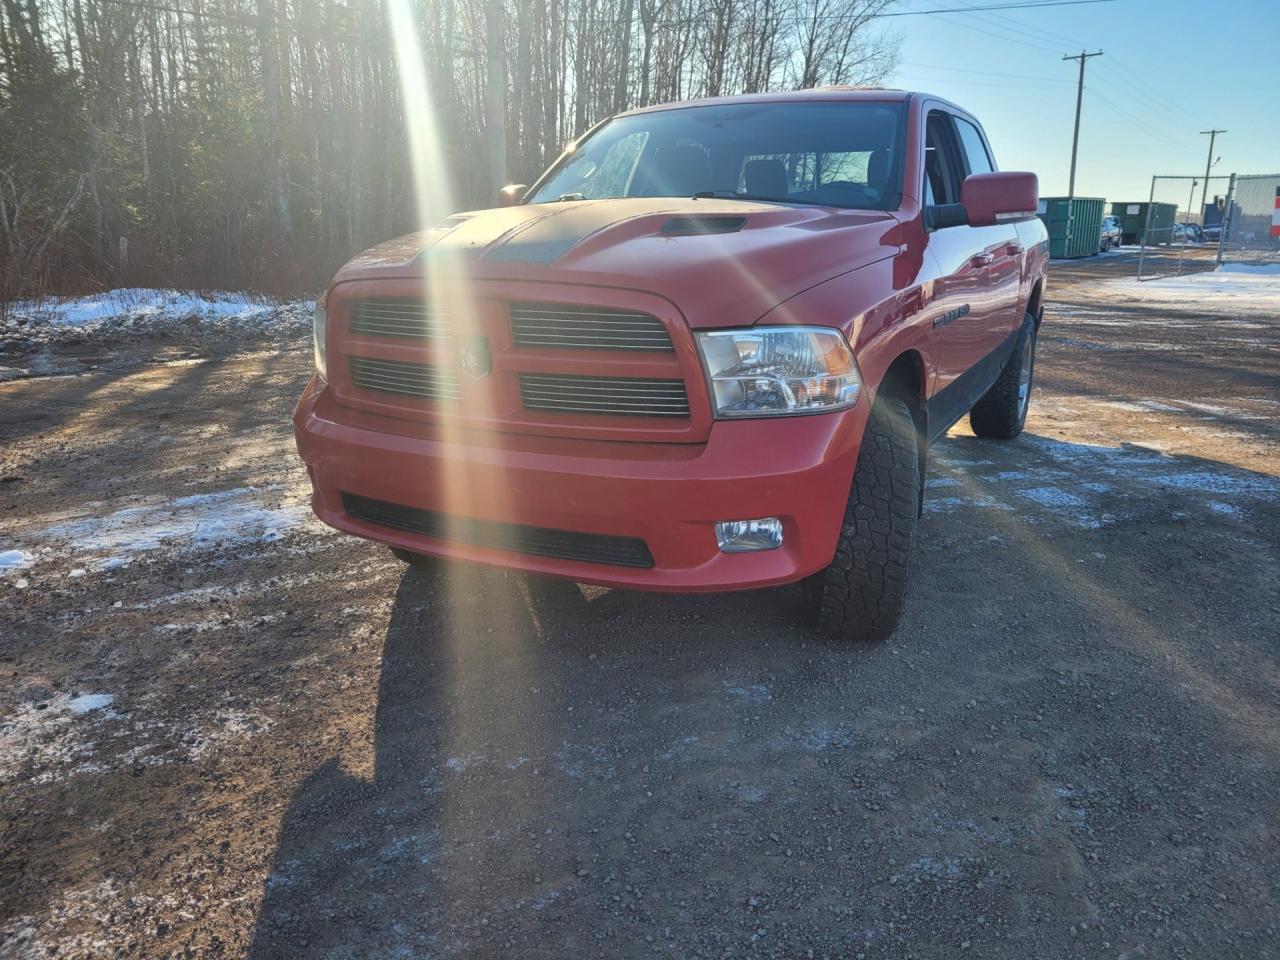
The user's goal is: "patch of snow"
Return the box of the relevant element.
[1102,268,1280,312]
[1017,487,1087,509]
[1148,471,1279,497]
[1174,400,1262,420]
[6,288,307,327]
[0,549,31,571]
[1,691,274,786]
[1105,399,1181,413]
[923,494,1013,514]
[68,694,114,715]
[443,754,485,773]
[2,288,314,352]
[1207,501,1243,518]
[1217,262,1280,275]
[8,486,313,565]
[724,682,772,703]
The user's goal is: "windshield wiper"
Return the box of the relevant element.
[691,190,825,207]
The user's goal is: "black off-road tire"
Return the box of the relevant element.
[801,397,919,643]
[969,313,1037,440]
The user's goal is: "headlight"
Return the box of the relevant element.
[697,326,862,418]
[312,301,327,381]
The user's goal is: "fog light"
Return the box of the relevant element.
[715,518,783,553]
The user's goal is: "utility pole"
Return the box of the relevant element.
[1063,49,1103,200]
[1199,129,1226,223]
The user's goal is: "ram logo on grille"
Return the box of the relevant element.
[457,335,492,379]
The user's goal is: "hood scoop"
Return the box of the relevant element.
[659,215,747,236]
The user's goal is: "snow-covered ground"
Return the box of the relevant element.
[2,486,320,583]
[2,288,314,348]
[1103,262,1280,311]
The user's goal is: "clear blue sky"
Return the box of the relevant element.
[888,0,1279,209]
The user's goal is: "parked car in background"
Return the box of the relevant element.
[1100,215,1121,251]
[294,90,1050,644]
[1202,223,1222,242]
[1172,222,1203,244]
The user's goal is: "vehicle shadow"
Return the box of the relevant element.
[245,559,815,957]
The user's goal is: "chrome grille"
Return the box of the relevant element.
[350,299,449,339]
[510,302,673,352]
[349,356,460,400]
[519,374,689,418]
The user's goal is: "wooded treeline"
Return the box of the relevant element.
[0,0,898,298]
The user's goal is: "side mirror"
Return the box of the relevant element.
[498,183,528,207]
[960,172,1039,228]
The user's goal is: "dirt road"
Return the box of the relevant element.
[2,253,1278,959]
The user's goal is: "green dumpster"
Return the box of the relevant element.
[1110,201,1177,246]
[1036,196,1106,259]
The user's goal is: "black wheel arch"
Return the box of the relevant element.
[1026,279,1045,329]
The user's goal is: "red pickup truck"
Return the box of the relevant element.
[294,88,1049,643]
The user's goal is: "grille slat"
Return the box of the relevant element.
[349,356,460,400]
[342,492,654,568]
[511,302,674,352]
[350,299,450,339]
[519,373,689,418]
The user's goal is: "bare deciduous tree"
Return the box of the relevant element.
[0,0,900,299]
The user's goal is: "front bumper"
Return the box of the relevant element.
[293,378,869,592]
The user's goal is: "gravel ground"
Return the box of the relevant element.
[1,251,1277,959]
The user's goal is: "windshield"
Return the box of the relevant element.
[527,101,906,212]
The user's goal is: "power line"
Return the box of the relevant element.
[895,73,1070,88]
[881,0,1118,16]
[911,0,1202,137]
[900,0,1067,56]
[1095,59,1200,125]
[897,60,1072,82]
[1086,86,1195,151]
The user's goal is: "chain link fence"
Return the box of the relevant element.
[1134,174,1231,281]
[1216,173,1280,269]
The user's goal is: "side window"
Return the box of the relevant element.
[954,117,994,176]
[924,111,964,207]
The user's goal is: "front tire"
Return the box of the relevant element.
[801,397,919,644]
[969,313,1037,440]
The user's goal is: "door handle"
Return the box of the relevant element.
[970,252,994,268]
[1004,243,1024,256]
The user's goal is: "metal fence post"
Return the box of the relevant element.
[1136,175,1156,281]
[1216,173,1236,266]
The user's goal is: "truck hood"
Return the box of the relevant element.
[332,198,901,327]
